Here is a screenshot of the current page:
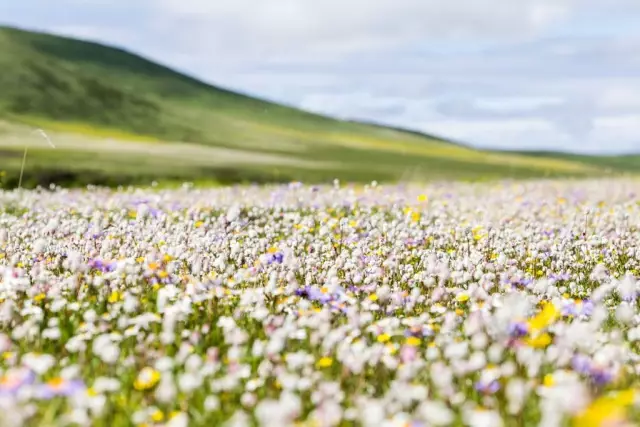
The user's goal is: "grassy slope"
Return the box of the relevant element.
[0,26,636,188]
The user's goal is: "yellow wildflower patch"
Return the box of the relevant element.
[133,367,161,391]
[405,336,421,346]
[525,333,552,348]
[317,357,333,368]
[573,390,636,427]
[108,291,122,304]
[377,333,391,343]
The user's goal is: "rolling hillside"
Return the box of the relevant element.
[0,25,636,188]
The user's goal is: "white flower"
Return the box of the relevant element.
[616,303,635,324]
[418,401,453,426]
[167,412,188,427]
[155,375,177,403]
[22,353,55,374]
[42,327,61,340]
[505,379,528,414]
[99,343,120,365]
[465,409,503,427]
[618,274,637,300]
[92,377,120,393]
[204,395,220,412]
[178,372,202,394]
[32,239,47,254]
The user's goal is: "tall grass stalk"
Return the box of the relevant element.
[18,129,55,190]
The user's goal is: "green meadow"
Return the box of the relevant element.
[0,26,637,188]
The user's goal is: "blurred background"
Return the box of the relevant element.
[1,1,639,188]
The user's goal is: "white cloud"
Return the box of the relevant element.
[153,0,576,61]
[474,97,565,113]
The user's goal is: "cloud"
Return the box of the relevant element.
[152,0,577,62]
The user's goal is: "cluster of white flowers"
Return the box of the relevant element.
[1,179,640,426]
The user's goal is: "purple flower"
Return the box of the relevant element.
[296,286,331,304]
[88,259,104,270]
[0,369,35,396]
[590,368,615,387]
[295,287,310,298]
[580,300,594,316]
[571,354,592,375]
[562,302,579,317]
[475,379,500,394]
[520,278,534,287]
[88,259,116,273]
[508,322,529,338]
[307,288,331,304]
[33,378,85,399]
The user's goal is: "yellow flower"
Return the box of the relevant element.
[108,291,122,304]
[136,257,145,263]
[163,254,173,262]
[543,374,554,387]
[195,220,204,228]
[405,336,421,346]
[525,333,552,348]
[472,226,485,239]
[267,247,278,254]
[573,390,636,427]
[377,333,391,343]
[133,367,161,391]
[33,293,46,302]
[417,194,428,202]
[368,294,379,302]
[411,212,421,222]
[317,357,333,368]
[151,410,164,422]
[456,293,470,303]
[528,302,560,332]
[158,271,169,279]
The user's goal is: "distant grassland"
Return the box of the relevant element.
[0,26,638,189]
[0,119,624,189]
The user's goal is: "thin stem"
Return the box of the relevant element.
[18,146,28,190]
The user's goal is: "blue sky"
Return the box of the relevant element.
[2,0,640,154]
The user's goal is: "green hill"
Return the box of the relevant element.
[0,25,636,188]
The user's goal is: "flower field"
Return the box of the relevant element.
[2,179,640,426]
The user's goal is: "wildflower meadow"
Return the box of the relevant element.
[1,179,640,426]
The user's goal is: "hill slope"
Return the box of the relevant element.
[0,25,636,188]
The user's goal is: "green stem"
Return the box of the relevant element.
[18,146,28,190]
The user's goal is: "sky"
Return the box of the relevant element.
[2,0,640,154]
